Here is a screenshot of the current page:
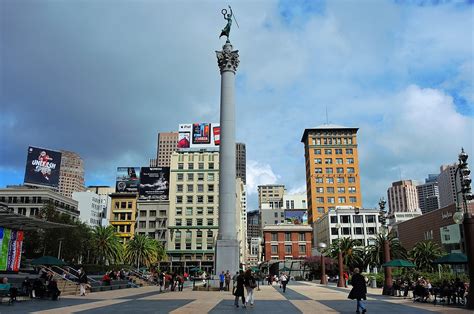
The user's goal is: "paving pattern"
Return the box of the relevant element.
[0,281,471,313]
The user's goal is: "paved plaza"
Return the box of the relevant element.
[1,281,470,314]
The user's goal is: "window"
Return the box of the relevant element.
[331,228,339,235]
[315,168,323,173]
[327,197,335,204]
[176,207,182,215]
[349,197,357,203]
[186,207,193,215]
[187,173,194,181]
[271,245,278,254]
[149,221,156,229]
[274,212,278,218]
[315,177,323,183]
[348,176,356,183]
[186,243,191,250]
[196,230,202,238]
[197,184,204,192]
[347,167,355,174]
[186,184,193,192]
[337,177,345,184]
[188,163,194,170]
[176,196,183,204]
[342,227,351,235]
[326,168,333,174]
[316,187,324,193]
[348,187,356,193]
[176,218,182,226]
[198,163,204,170]
[326,178,334,184]
[207,196,214,203]
[115,202,119,209]
[178,163,184,170]
[367,227,376,235]
[314,149,321,154]
[346,148,353,154]
[341,215,350,223]
[299,233,305,241]
[317,207,324,213]
[177,173,184,181]
[196,218,203,226]
[347,158,354,164]
[324,149,332,154]
[337,187,345,193]
[207,218,214,226]
[314,158,322,164]
[197,173,204,181]
[271,233,278,241]
[149,210,156,217]
[208,184,214,192]
[186,195,193,203]
[207,230,213,238]
[207,173,215,181]
[207,207,214,214]
[354,227,363,235]
[336,167,344,174]
[330,216,338,223]
[327,187,334,193]
[177,184,183,192]
[299,245,306,254]
[285,245,292,254]
[325,158,332,164]
[366,215,376,223]
[140,211,146,217]
[175,231,182,239]
[197,195,204,203]
[127,202,133,208]
[175,243,181,250]
[196,207,203,215]
[186,219,192,226]
[316,197,324,204]
[285,232,291,241]
[353,215,363,223]
[336,158,343,164]
[335,149,343,155]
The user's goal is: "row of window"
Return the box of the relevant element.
[175,218,215,226]
[114,201,134,209]
[138,210,166,218]
[271,244,306,255]
[316,187,357,193]
[312,138,354,146]
[176,207,215,215]
[176,184,214,193]
[174,242,213,250]
[314,157,354,164]
[330,215,377,224]
[176,195,214,204]
[331,227,377,236]
[177,173,216,181]
[315,196,357,204]
[138,221,158,229]
[116,225,132,233]
[315,167,355,174]
[270,232,306,241]
[177,153,216,162]
[114,213,132,221]
[314,176,356,184]
[0,196,77,211]
[177,162,215,170]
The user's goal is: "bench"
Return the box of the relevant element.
[0,287,13,305]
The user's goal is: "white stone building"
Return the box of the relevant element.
[72,191,103,227]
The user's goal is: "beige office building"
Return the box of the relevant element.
[387,180,420,214]
[154,132,179,167]
[58,150,85,198]
[136,200,169,248]
[258,185,285,209]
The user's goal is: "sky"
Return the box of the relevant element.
[1,0,473,210]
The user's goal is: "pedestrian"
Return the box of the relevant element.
[78,267,88,296]
[280,273,288,293]
[233,270,246,308]
[344,271,349,288]
[178,274,184,291]
[244,269,257,307]
[348,268,367,314]
[225,270,231,291]
[219,271,225,291]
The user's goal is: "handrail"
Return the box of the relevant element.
[127,268,149,281]
[39,265,78,285]
[64,265,99,283]
[51,265,80,280]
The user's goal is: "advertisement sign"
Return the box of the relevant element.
[0,228,24,272]
[116,167,141,193]
[213,126,220,145]
[440,224,461,245]
[284,210,308,225]
[177,132,190,148]
[139,167,170,200]
[24,146,62,187]
[192,123,211,144]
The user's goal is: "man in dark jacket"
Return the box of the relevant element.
[233,270,246,308]
[348,268,367,314]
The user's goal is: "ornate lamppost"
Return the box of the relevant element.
[379,198,392,296]
[452,148,474,309]
[318,242,327,285]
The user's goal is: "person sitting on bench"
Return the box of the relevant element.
[47,279,61,301]
[0,277,17,303]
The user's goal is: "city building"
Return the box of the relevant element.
[0,186,79,220]
[247,237,262,267]
[109,193,138,243]
[86,185,114,226]
[261,203,285,226]
[397,203,474,253]
[438,164,460,209]
[262,224,312,262]
[247,210,261,240]
[301,124,362,223]
[136,200,169,248]
[155,132,179,167]
[283,192,307,210]
[58,150,86,198]
[236,142,246,184]
[72,191,103,227]
[416,175,440,214]
[166,150,220,273]
[257,184,285,209]
[236,178,248,266]
[387,180,420,215]
[314,208,380,247]
[388,212,422,239]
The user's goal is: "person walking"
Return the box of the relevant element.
[233,270,246,308]
[225,270,231,291]
[78,267,88,296]
[244,269,257,307]
[348,268,367,314]
[219,271,225,291]
[280,273,288,293]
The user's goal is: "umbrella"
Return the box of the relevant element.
[279,266,291,271]
[189,267,201,272]
[31,256,66,266]
[250,267,260,272]
[382,259,415,268]
[432,253,468,265]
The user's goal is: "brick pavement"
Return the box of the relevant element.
[0,281,471,313]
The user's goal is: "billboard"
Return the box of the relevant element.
[116,167,140,193]
[139,167,170,200]
[285,210,308,225]
[24,146,62,187]
[178,123,220,150]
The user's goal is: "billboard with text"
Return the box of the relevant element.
[139,167,170,200]
[178,123,220,150]
[24,146,62,188]
[116,167,140,193]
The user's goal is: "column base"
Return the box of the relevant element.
[215,239,239,276]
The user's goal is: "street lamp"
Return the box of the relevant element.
[57,238,65,260]
[379,198,392,296]
[318,242,327,285]
[335,222,345,288]
[452,148,474,310]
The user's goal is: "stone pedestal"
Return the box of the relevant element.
[215,40,240,275]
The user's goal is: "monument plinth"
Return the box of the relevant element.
[215,40,240,275]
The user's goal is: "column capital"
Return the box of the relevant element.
[216,41,239,73]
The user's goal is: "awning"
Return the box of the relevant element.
[0,208,75,230]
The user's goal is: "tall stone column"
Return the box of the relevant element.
[215,40,240,275]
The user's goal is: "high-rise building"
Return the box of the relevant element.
[236,143,246,184]
[301,124,363,223]
[58,150,85,198]
[155,132,179,167]
[86,185,114,226]
[72,191,103,227]
[257,184,285,209]
[416,175,440,214]
[387,180,420,214]
[247,210,261,240]
[438,164,460,209]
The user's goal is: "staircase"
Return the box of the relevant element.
[57,278,82,296]
[128,275,152,287]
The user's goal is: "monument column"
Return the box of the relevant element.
[215,40,240,275]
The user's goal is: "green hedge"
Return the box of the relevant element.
[363,271,469,288]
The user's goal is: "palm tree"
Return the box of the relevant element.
[124,234,161,269]
[409,241,444,272]
[91,226,123,265]
[324,237,364,270]
[365,234,407,268]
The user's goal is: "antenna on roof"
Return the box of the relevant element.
[325,106,329,124]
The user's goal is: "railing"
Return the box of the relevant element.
[64,265,99,283]
[39,265,79,292]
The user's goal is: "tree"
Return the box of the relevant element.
[409,241,444,272]
[91,225,123,265]
[124,234,161,268]
[365,234,407,268]
[324,238,365,270]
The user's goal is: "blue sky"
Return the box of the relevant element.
[1,0,473,209]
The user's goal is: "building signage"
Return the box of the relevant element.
[24,146,62,188]
[116,167,140,193]
[139,167,170,200]
[177,123,220,150]
[441,211,453,220]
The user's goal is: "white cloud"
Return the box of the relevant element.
[246,160,280,195]
[287,183,306,195]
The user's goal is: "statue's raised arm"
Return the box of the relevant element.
[219,6,233,39]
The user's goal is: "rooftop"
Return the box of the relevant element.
[301,123,359,143]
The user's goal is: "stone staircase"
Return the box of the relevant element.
[56,278,82,296]
[129,275,152,287]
